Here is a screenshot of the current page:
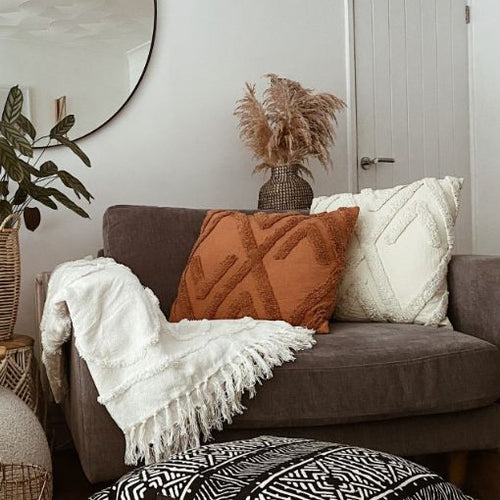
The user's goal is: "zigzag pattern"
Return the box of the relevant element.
[170,209,359,332]
[91,436,472,500]
[311,177,463,326]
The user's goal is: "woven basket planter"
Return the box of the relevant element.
[258,165,313,211]
[0,215,21,341]
[0,463,52,500]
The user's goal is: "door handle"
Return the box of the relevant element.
[360,157,395,170]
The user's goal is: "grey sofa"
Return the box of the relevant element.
[38,205,500,484]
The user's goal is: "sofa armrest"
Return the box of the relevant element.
[35,272,51,330]
[36,272,61,402]
[448,255,500,349]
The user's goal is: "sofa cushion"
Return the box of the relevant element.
[311,177,463,326]
[230,322,500,428]
[169,208,359,332]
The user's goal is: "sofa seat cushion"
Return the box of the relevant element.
[230,322,500,428]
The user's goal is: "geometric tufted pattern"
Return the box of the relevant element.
[170,208,359,333]
[311,177,463,326]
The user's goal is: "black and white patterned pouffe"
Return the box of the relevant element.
[91,436,474,500]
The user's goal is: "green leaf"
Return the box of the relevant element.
[0,121,33,157]
[53,134,91,167]
[47,187,90,218]
[17,159,40,178]
[17,114,36,140]
[23,206,41,231]
[19,180,57,210]
[17,159,55,179]
[34,195,57,210]
[39,161,58,176]
[58,170,93,202]
[17,159,39,178]
[50,115,75,138]
[33,196,57,210]
[11,186,28,206]
[2,86,23,124]
[0,181,8,197]
[0,138,23,181]
[0,200,12,221]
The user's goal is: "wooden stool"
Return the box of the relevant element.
[0,335,41,418]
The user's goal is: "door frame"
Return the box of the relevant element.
[467,0,477,253]
[346,0,475,251]
[344,0,359,194]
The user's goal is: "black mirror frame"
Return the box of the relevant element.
[35,0,157,148]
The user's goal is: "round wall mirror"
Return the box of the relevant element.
[0,0,156,144]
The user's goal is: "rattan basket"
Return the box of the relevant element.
[258,165,313,211]
[0,337,41,418]
[0,215,21,341]
[0,463,52,500]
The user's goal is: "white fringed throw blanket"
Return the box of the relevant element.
[41,258,315,465]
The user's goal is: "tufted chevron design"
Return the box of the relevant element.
[169,208,359,333]
[311,177,463,326]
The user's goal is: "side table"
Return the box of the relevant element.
[0,335,42,420]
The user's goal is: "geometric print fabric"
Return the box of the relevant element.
[91,436,473,500]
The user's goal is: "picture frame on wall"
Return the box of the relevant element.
[0,86,31,119]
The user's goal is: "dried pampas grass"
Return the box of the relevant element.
[234,74,345,178]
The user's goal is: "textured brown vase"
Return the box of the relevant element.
[0,214,21,340]
[258,165,314,211]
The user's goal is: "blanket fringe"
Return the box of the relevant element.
[124,326,315,465]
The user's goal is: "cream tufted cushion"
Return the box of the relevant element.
[311,177,463,326]
[0,387,51,472]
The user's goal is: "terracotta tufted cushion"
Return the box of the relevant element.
[169,208,359,332]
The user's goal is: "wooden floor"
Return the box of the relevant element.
[53,449,500,500]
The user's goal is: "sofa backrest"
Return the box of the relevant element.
[103,205,213,317]
[104,205,467,322]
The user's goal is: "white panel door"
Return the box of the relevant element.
[354,0,472,252]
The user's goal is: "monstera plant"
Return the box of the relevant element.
[0,85,93,231]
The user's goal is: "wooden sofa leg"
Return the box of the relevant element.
[448,451,469,489]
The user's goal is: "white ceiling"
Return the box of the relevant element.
[0,0,154,48]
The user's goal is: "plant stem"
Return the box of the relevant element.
[31,139,51,168]
[32,135,50,146]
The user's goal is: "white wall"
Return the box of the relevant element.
[16,0,354,338]
[469,0,500,254]
[0,39,129,138]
